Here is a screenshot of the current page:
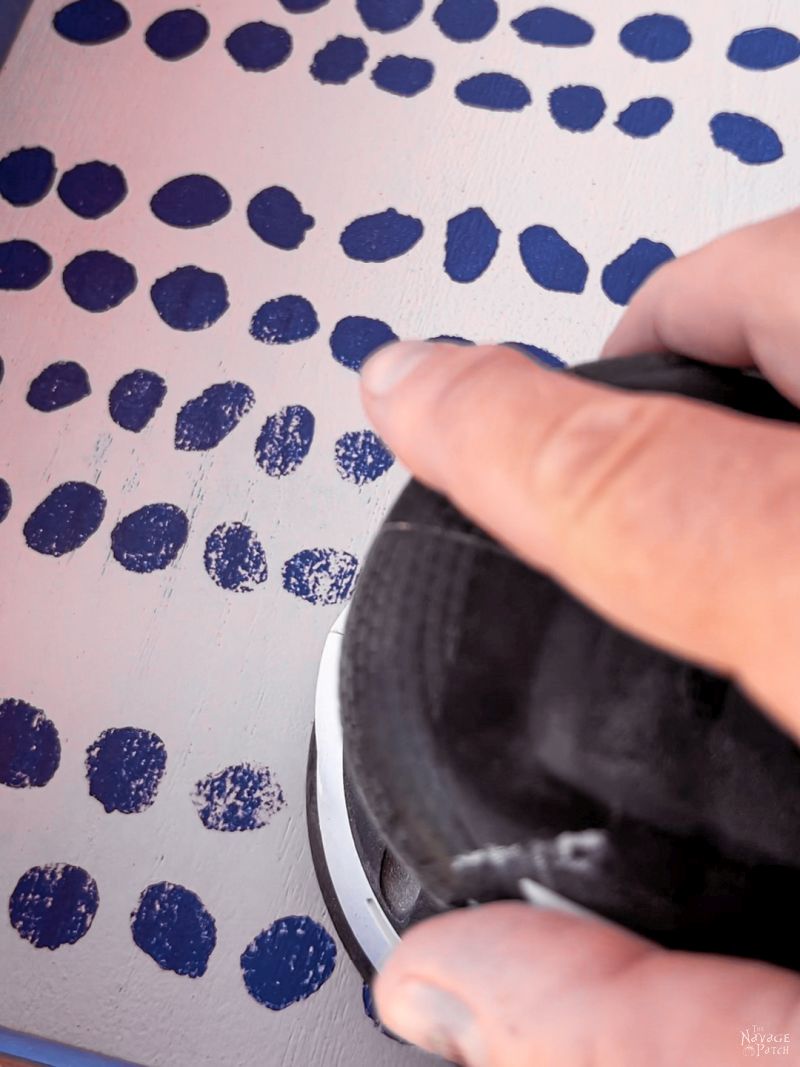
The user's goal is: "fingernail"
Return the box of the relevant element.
[384,981,487,1067]
[361,341,437,396]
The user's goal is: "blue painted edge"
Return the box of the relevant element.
[0,1026,143,1067]
[0,0,34,68]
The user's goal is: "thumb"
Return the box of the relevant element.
[374,904,800,1066]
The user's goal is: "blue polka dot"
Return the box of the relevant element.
[0,356,4,384]
[250,295,319,345]
[131,882,216,978]
[620,14,691,62]
[511,7,594,47]
[255,405,315,477]
[0,147,56,206]
[334,431,394,485]
[175,382,254,451]
[340,209,423,262]
[330,316,397,371]
[63,250,136,312]
[455,73,532,112]
[311,36,368,84]
[193,763,284,829]
[145,9,209,60]
[241,916,336,1009]
[109,370,166,432]
[519,225,587,293]
[10,865,98,950]
[728,28,800,71]
[615,97,673,138]
[428,334,473,345]
[372,56,434,96]
[225,22,292,72]
[85,727,167,814]
[27,361,90,413]
[503,341,564,368]
[282,548,358,605]
[549,84,605,131]
[710,112,783,165]
[0,699,60,788]
[445,207,500,283]
[111,503,189,573]
[151,266,229,331]
[57,161,126,219]
[601,238,675,306]
[150,174,231,228]
[247,187,315,250]
[0,240,52,291]
[0,479,11,524]
[279,0,328,9]
[24,482,106,557]
[356,0,422,33]
[434,0,497,41]
[53,0,130,44]
[204,523,269,592]
[362,983,404,1041]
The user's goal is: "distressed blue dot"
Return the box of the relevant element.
[10,865,98,950]
[85,727,167,814]
[109,370,166,432]
[445,207,500,283]
[282,548,358,605]
[27,361,91,413]
[615,97,673,138]
[63,250,136,312]
[151,266,229,331]
[311,36,368,84]
[710,112,784,165]
[111,503,189,573]
[356,0,422,33]
[247,187,314,250]
[519,225,587,293]
[372,56,434,96]
[193,763,284,829]
[503,341,564,368]
[549,84,605,131]
[225,22,292,72]
[175,382,254,451]
[434,0,497,41]
[150,175,231,228]
[0,699,60,788]
[255,405,315,477]
[620,14,690,62]
[204,523,269,592]
[131,882,216,978]
[145,9,209,60]
[340,209,423,262]
[24,482,106,557]
[728,27,800,71]
[428,334,473,345]
[511,7,594,46]
[57,161,126,219]
[0,356,4,384]
[250,295,319,345]
[0,240,52,291]
[53,0,130,44]
[0,147,56,206]
[241,916,336,1009]
[363,983,404,1041]
[0,479,11,524]
[455,73,532,112]
[334,431,394,485]
[330,316,397,371]
[601,238,675,306]
[279,0,329,9]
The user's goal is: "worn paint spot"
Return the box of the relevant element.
[445,207,499,282]
[109,370,166,432]
[503,341,565,368]
[225,22,292,72]
[255,405,315,477]
[0,479,11,524]
[111,503,189,573]
[282,548,358,605]
[428,334,473,345]
[241,916,336,1009]
[279,0,329,9]
[85,727,167,813]
[330,316,397,371]
[150,175,231,228]
[204,523,269,592]
[356,0,422,33]
[0,240,52,291]
[250,295,319,344]
[10,865,99,949]
[151,265,229,330]
[362,983,404,1041]
[193,763,284,829]
[311,36,368,84]
[27,361,90,413]
[549,85,605,131]
[247,187,315,249]
[63,250,136,311]
[519,225,588,293]
[145,9,209,60]
[53,0,130,44]
[710,112,783,165]
[511,7,594,47]
[615,97,673,138]
[620,14,691,62]
[0,699,60,788]
[0,147,56,206]
[340,209,423,262]
[131,882,216,977]
[57,161,126,219]
[372,56,434,96]
[334,431,394,485]
[728,28,800,71]
[601,238,675,306]
[174,382,254,451]
[434,0,497,41]
[455,73,532,111]
[24,482,106,556]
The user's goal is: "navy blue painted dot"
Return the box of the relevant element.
[193,763,284,829]
[330,316,397,371]
[549,84,605,131]
[150,175,231,229]
[145,9,209,60]
[445,207,500,283]
[10,865,98,950]
[0,699,60,788]
[356,0,422,33]
[204,523,269,592]
[111,504,188,573]
[175,382,254,452]
[27,361,90,412]
[24,482,106,557]
[372,56,434,97]
[601,238,675,306]
[151,266,229,331]
[334,431,394,485]
[428,334,473,345]
[0,357,4,384]
[225,22,292,72]
[519,225,588,293]
[0,240,52,291]
[250,295,319,345]
[615,97,673,138]
[0,147,56,206]
[340,209,423,262]
[710,112,783,165]
[241,916,336,1009]
[85,727,167,814]
[311,36,368,84]
[511,7,594,47]
[362,983,404,1041]
[279,0,329,9]
[57,161,126,219]
[109,370,166,432]
[282,548,358,605]
[131,882,216,978]
[503,341,564,368]
[0,479,11,524]
[455,73,532,112]
[53,0,130,44]
[728,28,800,71]
[255,405,315,477]
[63,251,136,312]
[620,14,691,62]
[247,187,314,250]
[434,0,497,41]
